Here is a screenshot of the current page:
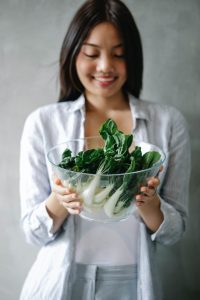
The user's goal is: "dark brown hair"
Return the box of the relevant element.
[58,0,143,101]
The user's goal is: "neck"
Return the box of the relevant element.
[84,92,129,113]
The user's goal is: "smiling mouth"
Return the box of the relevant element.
[93,76,117,86]
[95,77,115,82]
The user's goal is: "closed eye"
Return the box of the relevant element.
[84,53,98,58]
[83,53,124,59]
[114,54,124,58]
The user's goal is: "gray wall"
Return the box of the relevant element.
[0,0,199,299]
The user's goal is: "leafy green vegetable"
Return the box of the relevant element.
[99,119,133,170]
[58,149,75,169]
[142,151,161,169]
[74,148,104,173]
[58,118,162,217]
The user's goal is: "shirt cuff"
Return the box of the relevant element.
[30,201,55,238]
[151,196,179,242]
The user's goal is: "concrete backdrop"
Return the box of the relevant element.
[0,0,199,299]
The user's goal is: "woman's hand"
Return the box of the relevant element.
[135,171,164,232]
[52,177,82,215]
[135,176,160,209]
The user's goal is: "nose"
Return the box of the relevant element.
[96,54,113,73]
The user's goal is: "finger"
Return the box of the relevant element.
[56,192,80,203]
[147,177,160,189]
[140,186,148,195]
[62,180,75,191]
[160,165,164,172]
[140,186,155,197]
[52,185,68,195]
[66,207,82,215]
[135,201,144,207]
[52,173,60,182]
[52,182,73,195]
[135,194,146,202]
[154,166,163,177]
[54,177,61,185]
[135,195,145,206]
[62,201,82,209]
[53,178,75,194]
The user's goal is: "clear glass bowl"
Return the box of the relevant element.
[47,137,165,223]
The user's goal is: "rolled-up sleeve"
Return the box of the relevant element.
[20,110,57,246]
[151,108,191,245]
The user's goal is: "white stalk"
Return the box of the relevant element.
[94,183,114,204]
[104,187,124,217]
[80,174,100,206]
[114,200,124,214]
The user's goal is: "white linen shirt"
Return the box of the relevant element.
[19,94,191,300]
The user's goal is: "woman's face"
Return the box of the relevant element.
[75,22,127,100]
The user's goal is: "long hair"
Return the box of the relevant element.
[58,0,143,102]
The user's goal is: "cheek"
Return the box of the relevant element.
[115,60,127,76]
[119,64,127,81]
[76,57,94,78]
[118,65,127,82]
[77,63,94,81]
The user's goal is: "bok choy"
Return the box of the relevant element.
[58,119,161,218]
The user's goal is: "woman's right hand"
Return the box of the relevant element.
[52,176,82,215]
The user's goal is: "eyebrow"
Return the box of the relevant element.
[82,42,124,49]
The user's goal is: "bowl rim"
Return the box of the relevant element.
[47,138,166,176]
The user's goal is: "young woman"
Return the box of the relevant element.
[19,0,191,299]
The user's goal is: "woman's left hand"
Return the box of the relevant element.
[135,176,160,209]
[135,175,164,232]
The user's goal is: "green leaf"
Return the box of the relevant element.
[103,135,116,157]
[62,148,72,160]
[75,148,104,173]
[58,155,75,169]
[99,119,117,140]
[130,146,143,170]
[142,151,161,169]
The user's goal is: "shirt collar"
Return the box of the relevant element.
[64,94,85,112]
[128,94,150,121]
[64,93,150,121]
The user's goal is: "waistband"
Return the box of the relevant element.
[72,263,137,281]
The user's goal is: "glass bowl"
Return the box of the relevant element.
[47,137,165,223]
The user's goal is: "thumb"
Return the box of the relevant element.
[54,177,61,185]
[52,173,61,185]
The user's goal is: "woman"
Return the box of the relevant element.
[19,0,190,299]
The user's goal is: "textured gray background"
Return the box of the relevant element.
[0,0,199,299]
